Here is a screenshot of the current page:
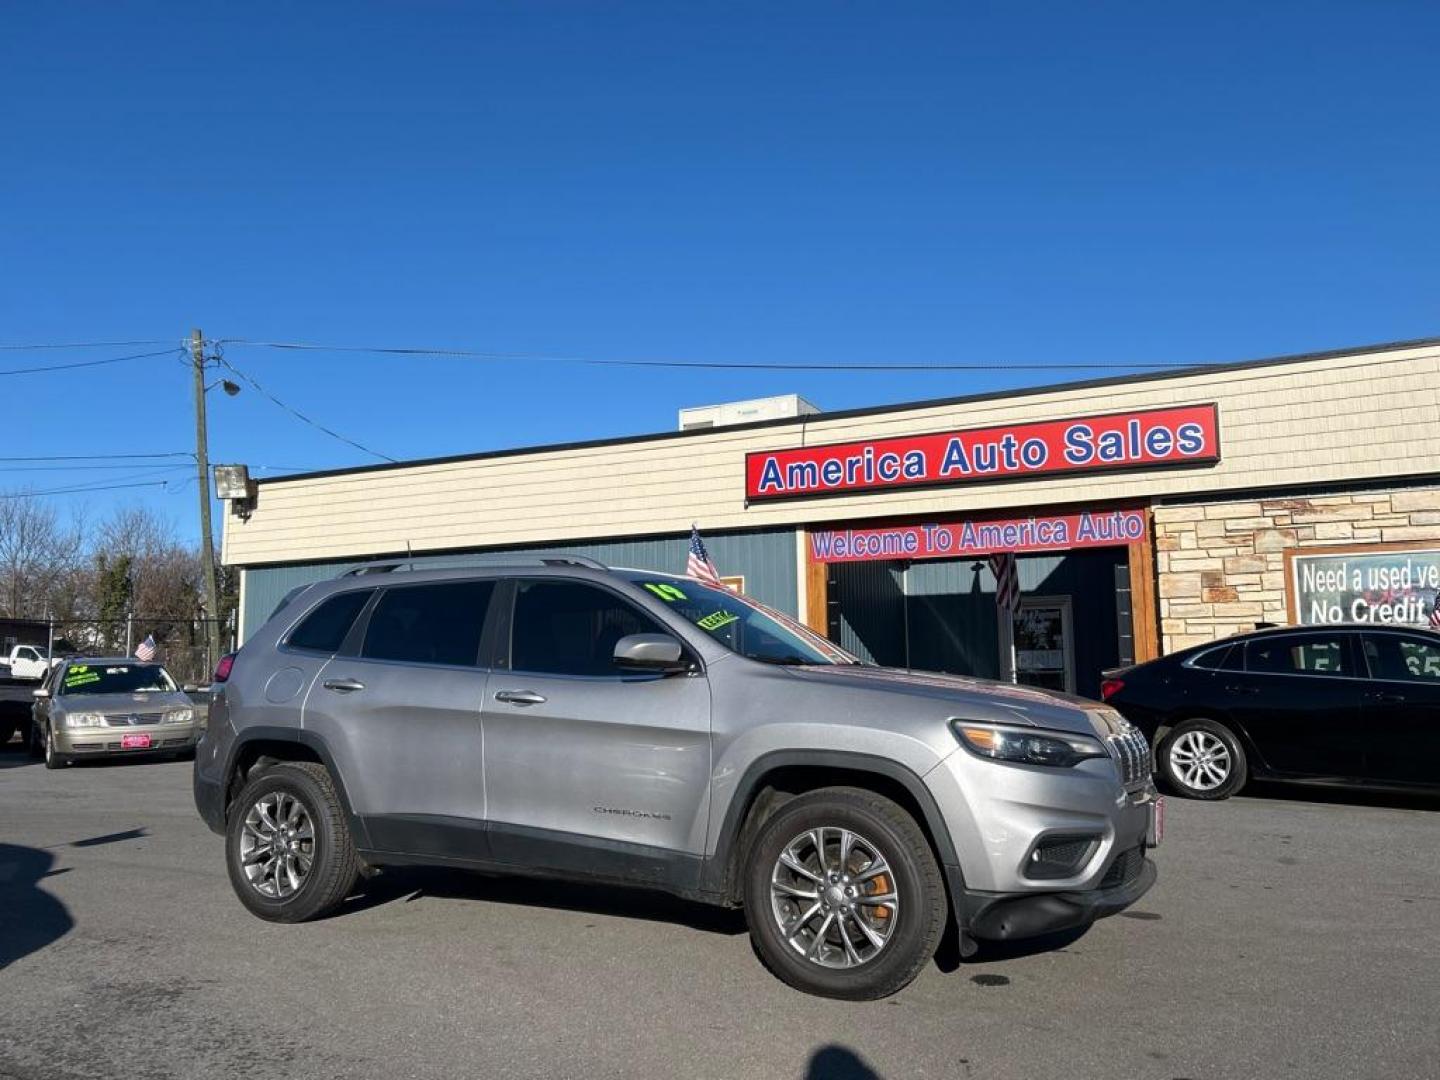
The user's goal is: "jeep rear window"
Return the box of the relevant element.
[287,589,374,653]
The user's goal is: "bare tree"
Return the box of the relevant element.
[0,495,85,619]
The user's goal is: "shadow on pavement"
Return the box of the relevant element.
[0,843,75,970]
[0,730,37,769]
[334,864,749,935]
[1241,781,1440,813]
[931,915,1088,972]
[72,828,148,847]
[805,1046,882,1080]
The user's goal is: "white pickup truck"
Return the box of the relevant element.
[4,645,58,680]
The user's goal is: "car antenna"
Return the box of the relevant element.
[406,539,415,572]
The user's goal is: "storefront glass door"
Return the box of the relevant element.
[1000,596,1075,694]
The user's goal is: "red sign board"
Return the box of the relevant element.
[746,404,1220,502]
[810,509,1148,563]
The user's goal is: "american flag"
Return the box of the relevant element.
[686,524,724,586]
[989,552,1021,613]
[1429,597,1440,631]
[135,634,158,661]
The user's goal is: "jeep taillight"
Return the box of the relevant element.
[1100,677,1124,701]
[213,653,236,683]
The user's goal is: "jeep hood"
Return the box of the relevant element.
[781,664,1106,736]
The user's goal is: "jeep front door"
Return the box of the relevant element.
[481,578,711,882]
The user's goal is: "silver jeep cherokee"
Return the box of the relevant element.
[194,556,1158,999]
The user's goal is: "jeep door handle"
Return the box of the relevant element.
[494,689,546,706]
[1223,684,1260,696]
[1367,691,1406,704]
[323,678,365,693]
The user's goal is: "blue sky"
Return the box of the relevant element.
[2,2,1437,543]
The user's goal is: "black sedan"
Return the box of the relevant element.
[1102,623,1440,800]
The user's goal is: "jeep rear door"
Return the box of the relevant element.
[480,578,712,882]
[306,579,496,858]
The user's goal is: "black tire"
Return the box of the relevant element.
[42,725,68,770]
[27,720,45,760]
[742,786,947,1000]
[1158,719,1247,800]
[225,762,360,923]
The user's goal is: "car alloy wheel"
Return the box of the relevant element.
[769,826,898,969]
[1167,729,1231,791]
[239,791,316,899]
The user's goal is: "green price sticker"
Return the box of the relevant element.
[697,610,739,632]
[644,583,688,602]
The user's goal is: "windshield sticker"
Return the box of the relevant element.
[696,610,740,632]
[63,666,101,689]
[643,582,688,602]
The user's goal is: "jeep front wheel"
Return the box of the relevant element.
[225,761,360,922]
[742,787,946,1000]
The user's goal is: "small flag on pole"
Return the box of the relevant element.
[1429,597,1440,630]
[989,552,1021,614]
[686,524,724,586]
[135,634,158,661]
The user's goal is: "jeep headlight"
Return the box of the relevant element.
[164,707,195,725]
[65,712,106,729]
[952,720,1108,768]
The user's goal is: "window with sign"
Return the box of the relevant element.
[623,573,856,666]
[1244,634,1351,676]
[1361,632,1440,682]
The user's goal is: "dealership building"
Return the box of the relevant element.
[222,337,1440,699]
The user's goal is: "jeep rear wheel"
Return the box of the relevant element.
[742,787,946,1000]
[225,761,360,922]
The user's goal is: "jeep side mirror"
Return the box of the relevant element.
[613,633,689,673]
[33,687,49,699]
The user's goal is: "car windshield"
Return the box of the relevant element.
[59,663,176,696]
[624,574,859,666]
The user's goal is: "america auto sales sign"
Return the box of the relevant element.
[745,404,1220,502]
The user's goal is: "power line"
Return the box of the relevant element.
[220,337,1215,372]
[0,469,191,499]
[0,348,181,377]
[0,452,192,462]
[0,339,175,351]
[215,356,397,463]
[0,463,199,473]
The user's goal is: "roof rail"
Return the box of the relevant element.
[339,553,609,578]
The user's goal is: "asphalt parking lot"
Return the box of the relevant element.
[1,745,1436,1080]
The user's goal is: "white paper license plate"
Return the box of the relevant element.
[1146,796,1165,848]
[120,733,152,750]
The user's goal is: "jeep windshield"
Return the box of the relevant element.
[625,574,858,666]
[59,663,177,696]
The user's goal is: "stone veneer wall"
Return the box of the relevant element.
[1153,484,1440,652]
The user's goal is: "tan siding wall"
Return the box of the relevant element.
[223,344,1440,566]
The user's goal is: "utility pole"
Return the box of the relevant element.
[192,329,223,671]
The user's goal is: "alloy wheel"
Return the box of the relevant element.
[769,826,898,969]
[238,791,316,899]
[1169,729,1231,791]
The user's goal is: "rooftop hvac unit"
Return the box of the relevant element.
[678,394,820,431]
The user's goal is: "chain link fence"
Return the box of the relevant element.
[44,616,233,689]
